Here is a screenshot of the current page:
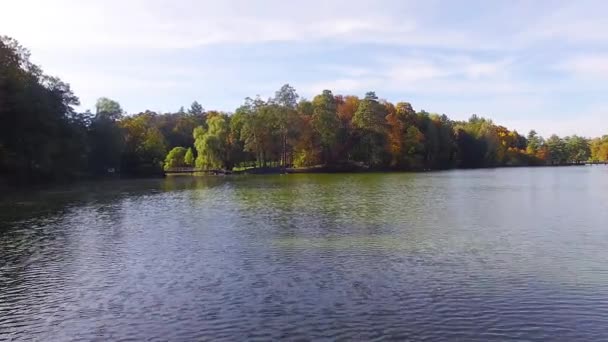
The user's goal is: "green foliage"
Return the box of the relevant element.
[156,110,205,148]
[526,130,542,154]
[88,112,124,175]
[353,92,386,133]
[184,147,194,166]
[164,147,188,170]
[236,97,274,167]
[119,112,167,175]
[273,84,301,169]
[297,99,314,117]
[273,84,299,109]
[188,101,204,116]
[0,35,86,182]
[312,90,339,163]
[194,115,232,169]
[564,135,590,163]
[404,126,425,168]
[352,92,389,166]
[95,97,123,121]
[546,134,567,165]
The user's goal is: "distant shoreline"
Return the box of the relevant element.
[164,162,605,177]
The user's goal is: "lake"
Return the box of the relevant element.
[1,167,608,341]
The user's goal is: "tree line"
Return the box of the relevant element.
[2,36,607,184]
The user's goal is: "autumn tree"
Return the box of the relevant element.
[6,31,608,184]
[120,112,167,175]
[590,136,608,161]
[334,95,360,161]
[292,99,319,167]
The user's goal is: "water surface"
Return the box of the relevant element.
[2,167,608,341]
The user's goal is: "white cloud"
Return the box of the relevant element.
[521,1,608,46]
[463,60,509,79]
[558,55,608,78]
[503,109,608,138]
[302,55,519,97]
[0,0,502,51]
[388,59,445,83]
[303,78,380,94]
[4,0,608,52]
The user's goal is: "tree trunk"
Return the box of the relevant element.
[281,133,287,174]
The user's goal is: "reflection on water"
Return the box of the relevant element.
[2,167,608,340]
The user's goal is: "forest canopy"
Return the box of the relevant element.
[1,36,607,183]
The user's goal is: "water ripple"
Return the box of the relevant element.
[1,169,608,340]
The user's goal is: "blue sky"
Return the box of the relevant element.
[2,0,608,137]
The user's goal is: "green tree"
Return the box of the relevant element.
[164,147,187,170]
[546,134,566,165]
[312,90,339,163]
[155,110,203,148]
[526,130,543,155]
[297,98,314,117]
[273,84,299,171]
[88,113,124,175]
[403,126,425,169]
[480,122,500,166]
[119,112,167,175]
[353,92,386,133]
[193,114,232,170]
[352,92,388,166]
[424,113,454,169]
[88,97,127,175]
[188,101,204,116]
[184,147,195,166]
[95,97,123,121]
[237,97,273,167]
[564,135,590,163]
[0,36,86,182]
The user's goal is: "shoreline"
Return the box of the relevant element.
[167,162,601,176]
[1,162,604,193]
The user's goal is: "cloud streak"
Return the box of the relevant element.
[558,55,608,79]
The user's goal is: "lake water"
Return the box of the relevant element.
[1,167,608,341]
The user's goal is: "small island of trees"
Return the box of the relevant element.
[2,35,607,184]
